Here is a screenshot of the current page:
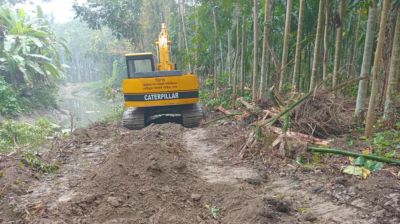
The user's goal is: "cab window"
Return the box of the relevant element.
[128,59,153,74]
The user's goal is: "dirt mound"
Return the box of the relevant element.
[55,124,211,223]
[0,156,37,223]
[2,120,400,224]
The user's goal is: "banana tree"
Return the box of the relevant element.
[0,7,67,88]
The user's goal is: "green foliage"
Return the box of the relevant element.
[102,106,124,123]
[372,129,400,153]
[0,7,65,85]
[22,151,59,173]
[0,6,67,113]
[0,118,59,153]
[0,76,20,115]
[19,85,58,111]
[104,60,124,99]
[200,89,232,109]
[199,71,237,109]
[73,0,145,44]
[354,156,384,172]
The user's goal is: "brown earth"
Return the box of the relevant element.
[1,119,400,223]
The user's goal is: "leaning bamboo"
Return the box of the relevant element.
[308,146,400,166]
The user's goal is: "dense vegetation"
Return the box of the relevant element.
[0,6,65,116]
[72,0,400,137]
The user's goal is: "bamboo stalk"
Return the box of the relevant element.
[258,90,312,126]
[308,146,400,166]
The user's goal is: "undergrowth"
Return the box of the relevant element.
[22,151,59,173]
[102,106,124,123]
[0,118,60,153]
[200,72,252,110]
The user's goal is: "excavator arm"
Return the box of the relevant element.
[155,23,174,71]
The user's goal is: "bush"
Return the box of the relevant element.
[102,106,124,123]
[19,85,59,112]
[0,77,20,116]
[0,118,59,153]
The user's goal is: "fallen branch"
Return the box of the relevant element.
[325,76,370,94]
[269,127,331,145]
[217,106,232,115]
[258,91,313,127]
[202,113,242,126]
[237,97,261,113]
[308,146,400,166]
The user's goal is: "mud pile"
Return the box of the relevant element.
[2,121,400,224]
[50,124,212,223]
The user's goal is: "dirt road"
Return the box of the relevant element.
[1,121,399,223]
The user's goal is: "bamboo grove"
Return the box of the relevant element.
[73,0,399,137]
[164,0,400,137]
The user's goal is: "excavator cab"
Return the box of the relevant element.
[126,53,155,76]
[121,23,203,129]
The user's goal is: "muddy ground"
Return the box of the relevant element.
[1,119,400,223]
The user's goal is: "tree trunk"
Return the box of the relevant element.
[232,3,241,105]
[213,7,218,97]
[355,1,378,119]
[348,12,361,78]
[259,0,274,101]
[309,0,325,90]
[179,0,191,71]
[252,0,259,102]
[219,39,224,75]
[365,0,390,137]
[194,6,199,74]
[240,15,246,96]
[278,0,293,91]
[227,29,231,74]
[292,0,305,90]
[322,0,330,81]
[383,11,400,121]
[332,0,345,92]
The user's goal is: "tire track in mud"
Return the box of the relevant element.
[183,128,261,184]
[183,127,377,224]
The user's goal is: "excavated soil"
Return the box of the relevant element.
[1,121,400,223]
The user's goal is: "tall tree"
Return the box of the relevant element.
[232,3,240,104]
[259,0,274,101]
[213,6,218,96]
[355,0,378,119]
[309,0,326,90]
[292,0,305,89]
[322,0,330,81]
[73,0,144,47]
[240,15,247,96]
[278,0,293,91]
[365,0,391,137]
[348,12,361,78]
[178,0,191,71]
[252,0,259,102]
[383,10,400,121]
[332,0,345,91]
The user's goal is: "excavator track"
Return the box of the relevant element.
[122,108,145,130]
[181,103,204,128]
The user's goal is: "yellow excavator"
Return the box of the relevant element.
[122,23,203,129]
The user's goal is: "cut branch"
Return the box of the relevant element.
[308,146,400,166]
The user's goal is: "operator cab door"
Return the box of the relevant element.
[126,53,155,78]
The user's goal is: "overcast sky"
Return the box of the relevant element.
[20,0,85,23]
